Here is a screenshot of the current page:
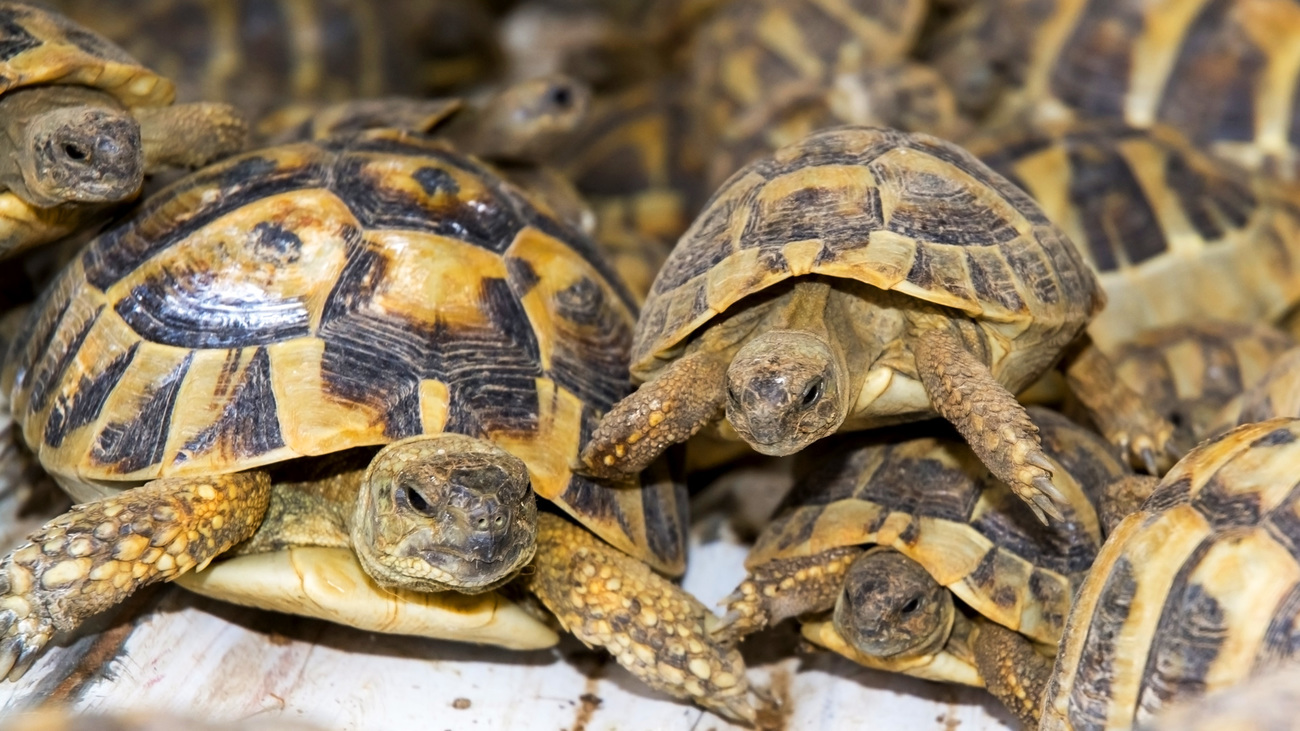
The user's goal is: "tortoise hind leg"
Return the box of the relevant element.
[0,472,271,680]
[135,102,249,171]
[524,513,770,723]
[579,350,727,480]
[911,326,1067,523]
[1063,340,1181,475]
[970,618,1053,728]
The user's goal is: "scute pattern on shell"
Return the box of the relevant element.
[0,128,685,572]
[748,408,1126,646]
[1042,418,1300,730]
[0,2,172,106]
[635,125,1104,370]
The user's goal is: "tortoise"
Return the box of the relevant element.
[0,129,763,722]
[967,120,1300,354]
[711,407,1136,694]
[920,0,1300,180]
[578,125,1172,523]
[44,0,501,122]
[0,2,247,260]
[1136,663,1300,731]
[1209,344,1300,436]
[1099,321,1295,448]
[978,417,1300,729]
[685,0,966,192]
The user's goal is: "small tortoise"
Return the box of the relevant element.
[980,417,1300,728]
[1210,344,1300,435]
[0,130,761,721]
[713,408,1134,693]
[0,2,246,259]
[922,0,1300,179]
[969,120,1300,353]
[580,125,1169,522]
[685,0,965,192]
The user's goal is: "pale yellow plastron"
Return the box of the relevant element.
[176,547,559,650]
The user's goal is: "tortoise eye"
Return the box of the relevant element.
[402,484,435,515]
[901,596,922,615]
[801,377,824,406]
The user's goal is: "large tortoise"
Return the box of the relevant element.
[979,417,1300,728]
[580,125,1167,522]
[0,129,760,721]
[0,2,246,259]
[712,408,1134,696]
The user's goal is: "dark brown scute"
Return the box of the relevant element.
[1162,146,1255,238]
[1144,476,1194,513]
[1069,141,1166,269]
[549,276,634,410]
[91,351,193,474]
[1254,581,1300,671]
[178,346,285,465]
[856,443,981,524]
[1193,474,1263,529]
[638,447,689,570]
[966,250,1028,312]
[1157,0,1263,147]
[1000,239,1059,305]
[7,269,76,397]
[412,166,460,197]
[27,304,101,414]
[557,473,638,547]
[44,342,138,449]
[1133,541,1227,719]
[1065,554,1140,731]
[1264,482,1300,558]
[1049,0,1141,119]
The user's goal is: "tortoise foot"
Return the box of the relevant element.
[526,513,768,723]
[714,547,861,646]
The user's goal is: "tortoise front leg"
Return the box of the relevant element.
[136,102,248,171]
[911,327,1067,523]
[970,618,1053,729]
[1063,340,1180,475]
[712,546,864,645]
[524,513,769,724]
[0,472,270,680]
[579,350,727,479]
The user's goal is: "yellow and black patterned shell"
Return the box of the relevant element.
[749,408,1127,646]
[927,0,1300,179]
[634,125,1104,377]
[1,129,686,573]
[1043,417,1300,729]
[0,2,172,107]
[970,121,1300,351]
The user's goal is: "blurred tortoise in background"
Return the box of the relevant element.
[43,0,502,122]
[969,120,1300,354]
[713,408,1139,710]
[0,2,245,260]
[0,129,765,723]
[979,417,1300,728]
[579,125,1170,523]
[922,0,1300,180]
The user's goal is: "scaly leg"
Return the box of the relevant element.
[525,513,769,724]
[1098,475,1160,535]
[136,102,248,171]
[712,546,863,645]
[912,327,1066,523]
[0,472,271,679]
[579,350,727,480]
[1063,341,1180,475]
[970,618,1053,729]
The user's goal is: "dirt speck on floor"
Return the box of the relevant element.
[452,698,472,710]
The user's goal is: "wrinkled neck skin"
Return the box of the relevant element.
[233,451,371,556]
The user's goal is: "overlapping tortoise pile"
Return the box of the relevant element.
[2,0,1300,727]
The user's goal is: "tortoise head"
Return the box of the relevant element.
[3,86,144,207]
[834,547,954,659]
[724,330,849,455]
[470,73,592,163]
[352,434,538,594]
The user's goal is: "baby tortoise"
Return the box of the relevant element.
[714,408,1133,694]
[923,0,1300,179]
[0,2,245,259]
[981,417,1300,728]
[970,120,1300,354]
[580,125,1169,523]
[0,130,763,722]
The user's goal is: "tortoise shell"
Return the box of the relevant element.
[1,129,686,574]
[1043,417,1300,729]
[969,121,1300,351]
[0,2,172,108]
[924,0,1300,179]
[749,407,1128,646]
[634,125,1104,383]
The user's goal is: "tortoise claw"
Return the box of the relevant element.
[1029,476,1066,524]
[0,607,52,681]
[1139,446,1160,477]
